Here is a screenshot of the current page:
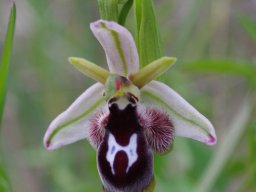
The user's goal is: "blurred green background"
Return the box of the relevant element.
[0,0,256,191]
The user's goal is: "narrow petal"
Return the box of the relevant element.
[141,81,217,145]
[69,57,110,84]
[90,20,139,76]
[130,57,176,88]
[44,83,106,150]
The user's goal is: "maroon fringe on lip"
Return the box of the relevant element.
[138,106,175,153]
[89,110,109,149]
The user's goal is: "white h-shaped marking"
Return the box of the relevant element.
[106,133,138,175]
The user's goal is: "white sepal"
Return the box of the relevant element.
[90,20,139,76]
[141,81,217,145]
[44,83,106,150]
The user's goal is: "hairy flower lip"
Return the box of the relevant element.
[43,19,217,151]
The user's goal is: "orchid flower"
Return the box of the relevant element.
[43,20,217,192]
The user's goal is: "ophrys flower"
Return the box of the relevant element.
[44,20,217,192]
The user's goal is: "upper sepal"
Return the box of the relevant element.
[141,81,217,145]
[90,20,139,76]
[44,83,105,150]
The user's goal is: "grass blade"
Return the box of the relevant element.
[240,15,256,42]
[0,3,16,191]
[0,3,16,126]
[184,59,256,84]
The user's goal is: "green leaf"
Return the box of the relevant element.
[0,3,16,126]
[118,0,129,3]
[0,3,16,191]
[240,15,256,42]
[134,0,163,67]
[97,0,119,21]
[118,0,134,25]
[184,59,256,83]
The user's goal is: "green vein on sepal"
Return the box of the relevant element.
[100,22,128,75]
[47,97,105,144]
[141,90,210,136]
